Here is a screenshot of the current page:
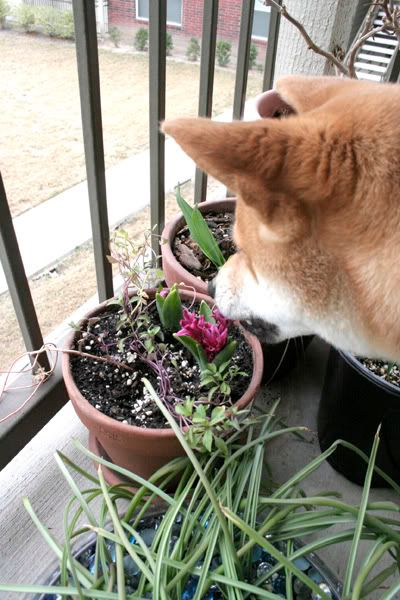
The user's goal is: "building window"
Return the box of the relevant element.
[136,0,182,26]
[252,0,271,40]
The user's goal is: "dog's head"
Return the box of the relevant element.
[163,76,400,361]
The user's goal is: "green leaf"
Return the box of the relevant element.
[215,436,228,456]
[220,382,231,396]
[200,377,216,388]
[203,429,213,452]
[191,210,226,268]
[174,334,208,370]
[155,292,165,326]
[176,188,225,269]
[176,404,190,417]
[159,286,182,332]
[213,340,237,369]
[195,404,207,420]
[199,300,215,323]
[211,406,226,424]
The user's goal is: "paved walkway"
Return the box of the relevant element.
[0,100,259,295]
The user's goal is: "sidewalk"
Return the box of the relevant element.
[0,100,259,295]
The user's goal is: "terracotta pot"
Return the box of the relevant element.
[62,288,263,481]
[161,197,236,294]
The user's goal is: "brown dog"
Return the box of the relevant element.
[163,75,400,362]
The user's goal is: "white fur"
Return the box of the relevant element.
[214,267,383,358]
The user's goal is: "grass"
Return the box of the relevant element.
[0,30,263,217]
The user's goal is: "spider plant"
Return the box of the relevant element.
[0,386,399,599]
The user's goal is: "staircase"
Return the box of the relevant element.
[354,5,399,82]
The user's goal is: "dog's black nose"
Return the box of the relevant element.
[207,278,217,298]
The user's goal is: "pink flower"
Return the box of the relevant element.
[176,307,229,361]
[159,289,169,297]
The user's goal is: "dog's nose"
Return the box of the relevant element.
[207,278,217,298]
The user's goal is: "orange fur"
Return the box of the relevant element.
[163,76,400,360]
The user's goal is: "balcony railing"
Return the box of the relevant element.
[0,0,399,468]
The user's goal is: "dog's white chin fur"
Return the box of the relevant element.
[213,267,385,360]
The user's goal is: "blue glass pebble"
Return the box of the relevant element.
[308,568,323,584]
[294,556,311,571]
[140,527,156,546]
[312,583,333,599]
[106,541,116,562]
[257,561,272,578]
[252,545,262,561]
[124,554,141,577]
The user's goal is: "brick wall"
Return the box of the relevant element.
[108,0,267,44]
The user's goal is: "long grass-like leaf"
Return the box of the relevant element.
[0,584,133,598]
[221,506,332,600]
[22,497,93,588]
[72,438,175,506]
[380,577,400,599]
[97,466,156,590]
[142,378,241,574]
[343,426,381,596]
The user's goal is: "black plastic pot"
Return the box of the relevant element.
[318,347,400,487]
[261,335,314,383]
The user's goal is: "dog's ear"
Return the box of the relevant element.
[275,75,360,114]
[162,116,348,205]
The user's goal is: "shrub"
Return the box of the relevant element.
[109,25,121,47]
[134,27,148,51]
[59,10,74,39]
[0,0,10,29]
[249,43,257,69]
[186,37,200,61]
[35,6,74,39]
[216,39,231,67]
[166,31,173,56]
[15,4,36,32]
[36,7,60,37]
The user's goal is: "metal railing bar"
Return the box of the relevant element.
[194,0,219,205]
[0,173,50,371]
[72,0,113,302]
[232,0,255,120]
[149,0,167,262]
[0,366,68,469]
[263,0,281,91]
[387,43,400,82]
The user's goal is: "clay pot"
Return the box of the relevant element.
[161,198,235,294]
[62,288,263,481]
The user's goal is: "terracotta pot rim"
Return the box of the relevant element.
[62,286,263,440]
[161,197,237,294]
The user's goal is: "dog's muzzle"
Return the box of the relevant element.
[241,317,280,344]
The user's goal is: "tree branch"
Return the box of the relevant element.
[265,0,400,80]
[264,0,350,76]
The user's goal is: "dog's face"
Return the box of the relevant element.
[163,76,400,361]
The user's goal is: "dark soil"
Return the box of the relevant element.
[359,357,400,388]
[173,211,236,281]
[70,300,253,429]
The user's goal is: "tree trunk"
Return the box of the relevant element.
[273,0,368,80]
